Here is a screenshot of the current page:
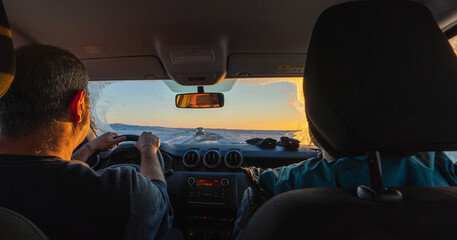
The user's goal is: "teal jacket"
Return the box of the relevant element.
[253,152,456,196]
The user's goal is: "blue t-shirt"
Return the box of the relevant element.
[0,154,172,240]
[255,152,457,196]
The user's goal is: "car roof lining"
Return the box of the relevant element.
[445,21,457,38]
[3,0,457,83]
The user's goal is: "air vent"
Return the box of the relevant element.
[224,151,243,169]
[183,150,201,168]
[203,150,221,168]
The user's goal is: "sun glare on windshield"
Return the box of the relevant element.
[449,36,457,55]
[450,36,457,55]
[88,78,312,145]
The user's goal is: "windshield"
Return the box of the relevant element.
[88,78,313,145]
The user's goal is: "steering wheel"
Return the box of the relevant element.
[87,134,165,172]
[114,134,165,172]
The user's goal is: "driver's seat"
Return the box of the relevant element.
[0,207,49,240]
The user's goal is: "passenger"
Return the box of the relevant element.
[232,135,457,239]
[0,45,172,240]
[251,147,456,196]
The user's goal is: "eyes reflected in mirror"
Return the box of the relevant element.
[175,93,225,108]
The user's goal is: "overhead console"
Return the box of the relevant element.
[158,44,227,86]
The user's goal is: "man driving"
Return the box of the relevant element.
[0,44,172,240]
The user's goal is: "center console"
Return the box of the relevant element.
[186,176,230,206]
[167,172,249,240]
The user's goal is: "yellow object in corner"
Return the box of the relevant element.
[0,73,14,98]
[0,25,12,38]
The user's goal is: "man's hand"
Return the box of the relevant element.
[135,132,165,183]
[72,132,126,162]
[88,132,127,153]
[134,131,160,153]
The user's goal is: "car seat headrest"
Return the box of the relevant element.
[304,1,457,158]
[0,0,14,98]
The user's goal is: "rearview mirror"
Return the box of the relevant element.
[175,93,225,108]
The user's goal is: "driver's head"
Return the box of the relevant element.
[0,44,90,145]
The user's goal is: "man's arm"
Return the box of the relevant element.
[134,131,166,183]
[71,144,93,162]
[123,168,172,239]
[257,156,359,196]
[72,132,126,162]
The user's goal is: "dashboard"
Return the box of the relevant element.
[93,142,320,240]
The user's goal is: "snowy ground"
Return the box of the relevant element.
[110,123,295,144]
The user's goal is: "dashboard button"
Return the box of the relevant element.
[187,177,196,185]
[202,192,212,198]
[221,178,229,187]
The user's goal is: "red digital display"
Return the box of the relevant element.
[197,179,220,187]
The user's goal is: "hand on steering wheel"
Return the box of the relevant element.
[88,132,127,153]
[134,132,160,154]
[114,134,165,172]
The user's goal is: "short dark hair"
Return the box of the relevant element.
[0,44,89,136]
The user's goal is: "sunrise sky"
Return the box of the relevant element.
[89,77,307,131]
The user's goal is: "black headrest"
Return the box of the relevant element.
[304,1,457,158]
[0,0,14,98]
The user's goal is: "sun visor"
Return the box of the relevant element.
[227,54,306,78]
[82,56,168,80]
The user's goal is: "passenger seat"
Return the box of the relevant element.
[241,1,457,239]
